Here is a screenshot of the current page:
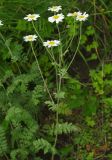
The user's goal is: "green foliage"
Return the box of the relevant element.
[7,73,37,94]
[85,117,95,127]
[10,149,28,160]
[0,0,112,159]
[86,152,94,160]
[50,102,72,115]
[65,78,85,109]
[54,91,65,99]
[0,127,8,156]
[86,41,99,52]
[32,85,44,105]
[84,96,98,116]
[3,106,38,159]
[90,69,104,94]
[50,122,79,135]
[33,138,56,154]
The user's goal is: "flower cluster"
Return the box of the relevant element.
[23,6,89,45]
[67,11,89,21]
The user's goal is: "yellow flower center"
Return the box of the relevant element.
[49,41,55,45]
[79,15,85,19]
[28,36,33,40]
[52,6,57,10]
[28,15,35,19]
[72,12,77,16]
[53,15,59,19]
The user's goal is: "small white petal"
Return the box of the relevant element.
[24,14,40,21]
[67,13,72,17]
[67,12,78,17]
[43,40,60,48]
[48,13,64,23]
[0,20,3,26]
[48,6,62,12]
[76,12,89,21]
[23,35,38,42]
[48,17,55,23]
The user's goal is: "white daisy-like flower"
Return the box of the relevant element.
[43,40,60,48]
[0,20,3,26]
[67,12,79,17]
[48,13,64,23]
[23,35,37,42]
[24,14,40,21]
[48,6,62,12]
[76,12,89,21]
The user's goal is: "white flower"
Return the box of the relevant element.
[24,14,40,21]
[43,40,60,48]
[48,6,62,12]
[23,35,37,42]
[67,12,79,17]
[48,13,64,23]
[0,20,3,26]
[76,12,89,21]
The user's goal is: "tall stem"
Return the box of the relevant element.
[32,21,54,61]
[51,48,58,93]
[56,24,63,65]
[30,42,53,102]
[63,19,76,56]
[66,22,82,71]
[51,24,63,160]
[51,76,62,160]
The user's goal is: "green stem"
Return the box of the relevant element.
[4,153,9,160]
[66,22,82,71]
[78,49,89,68]
[30,42,53,102]
[56,23,63,65]
[51,24,63,160]
[51,48,58,94]
[63,19,76,56]
[91,11,112,16]
[32,21,54,61]
[32,21,61,97]
[51,78,62,160]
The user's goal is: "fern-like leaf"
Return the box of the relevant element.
[33,138,56,154]
[50,122,79,135]
[32,85,44,105]
[10,148,28,160]
[5,106,38,149]
[0,126,8,156]
[49,103,72,115]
